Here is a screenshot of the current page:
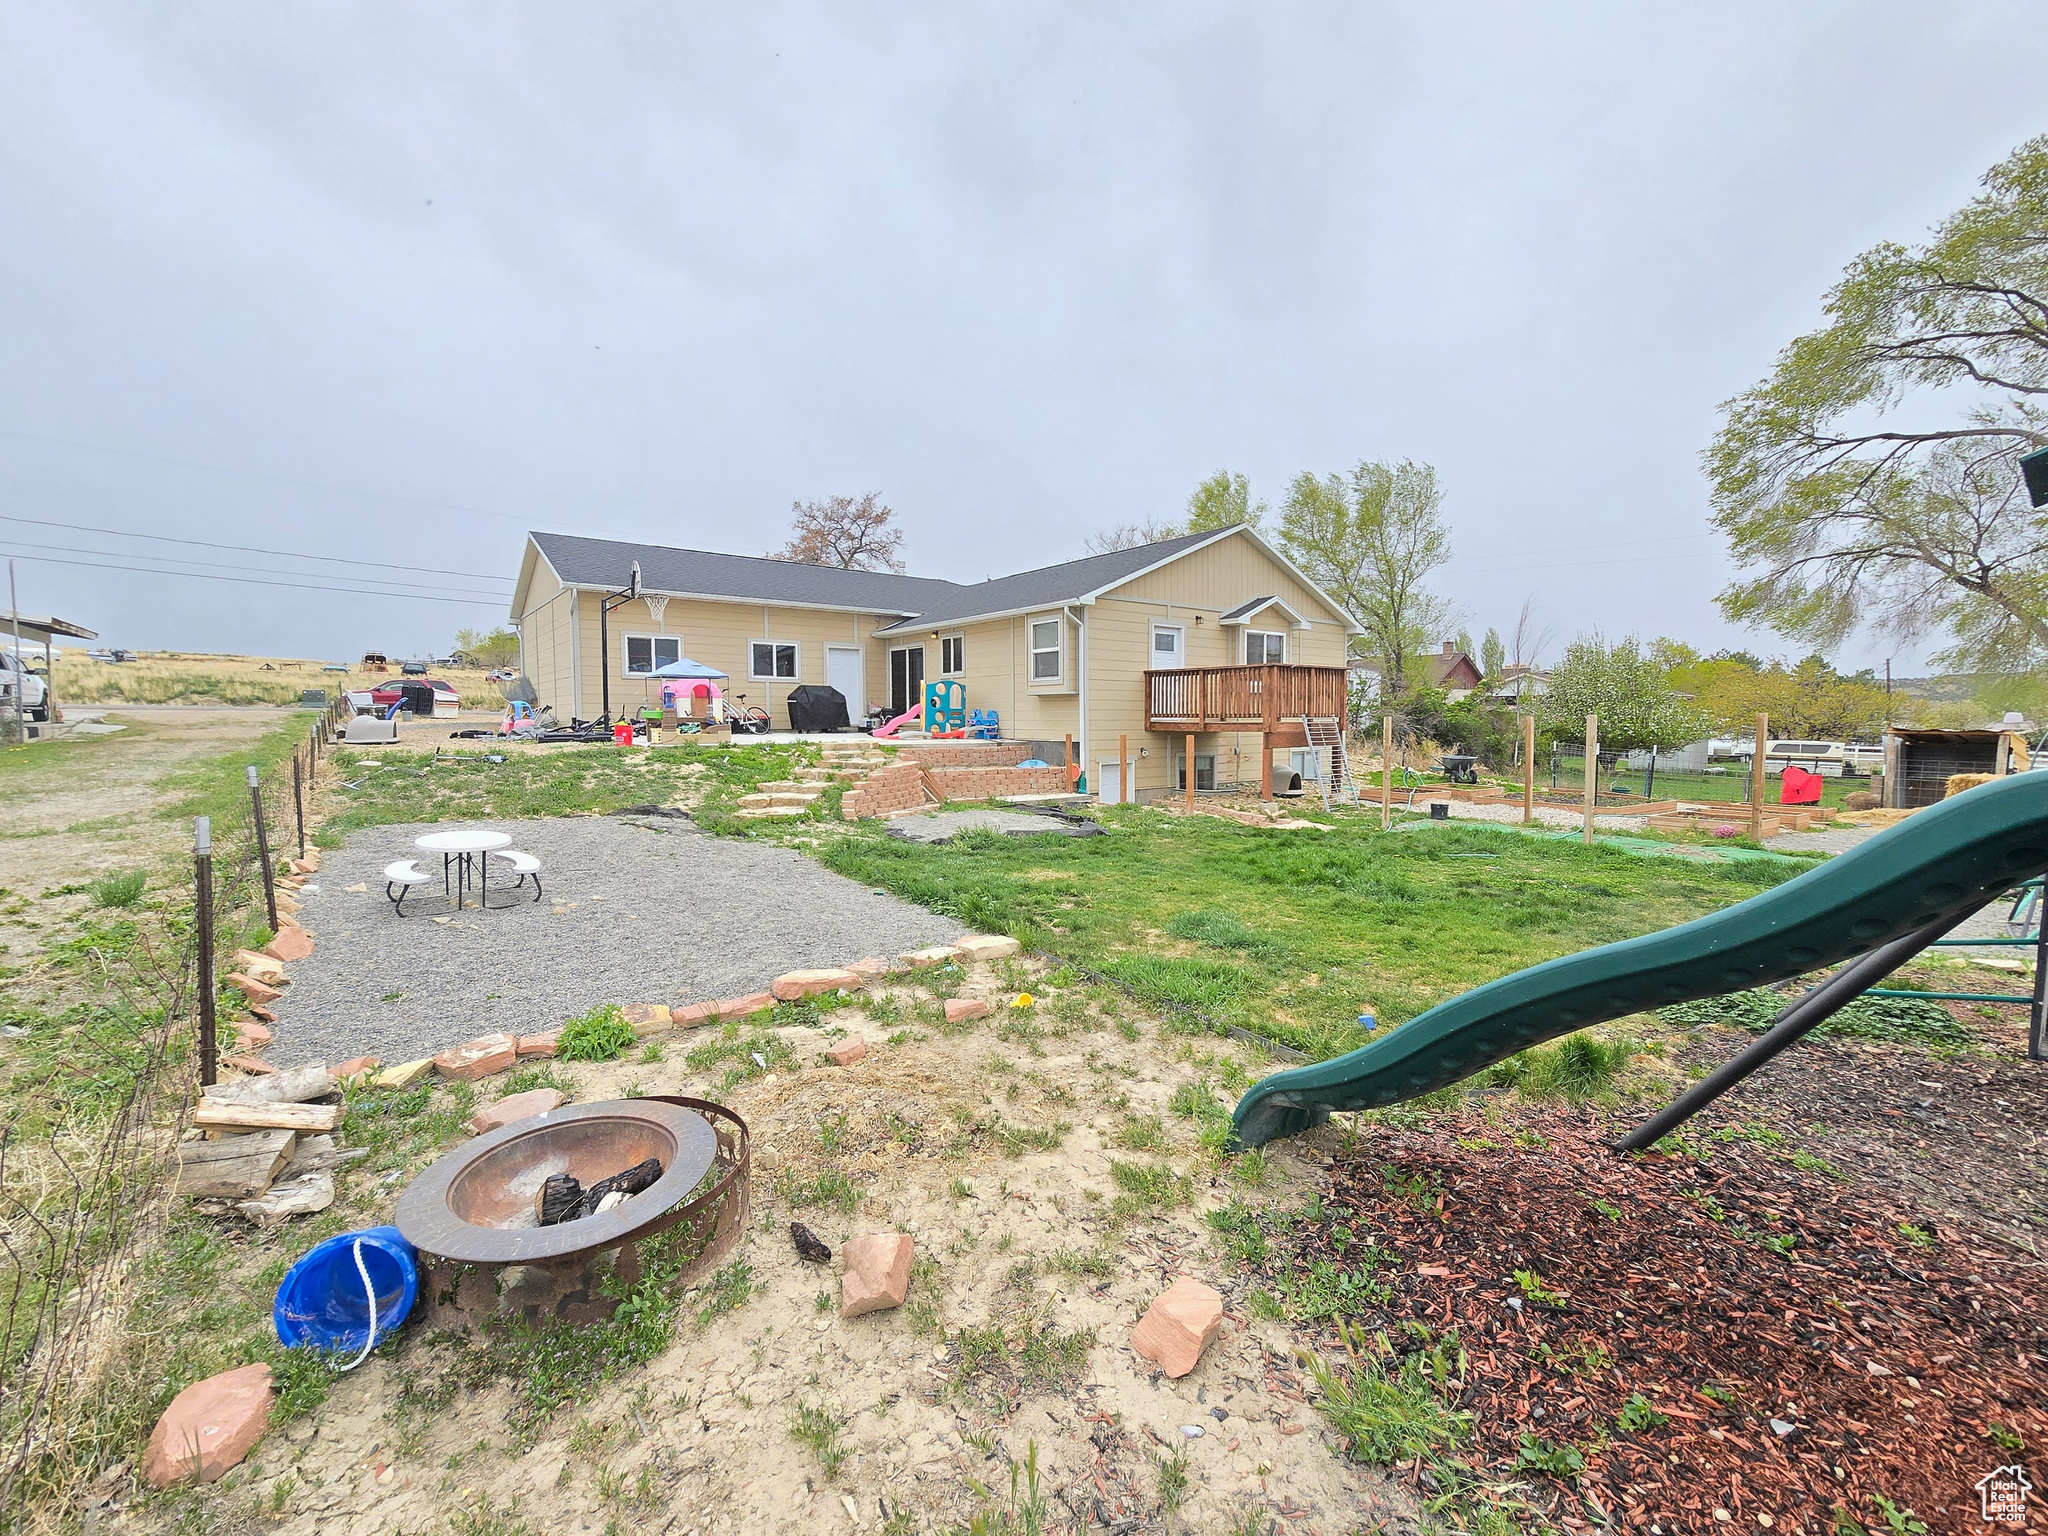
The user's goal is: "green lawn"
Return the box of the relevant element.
[818,809,1812,1060]
[318,740,827,837]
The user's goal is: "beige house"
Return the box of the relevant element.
[508,525,1362,802]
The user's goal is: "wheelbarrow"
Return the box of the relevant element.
[1439,754,1479,786]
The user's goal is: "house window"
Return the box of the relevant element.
[1245,630,1285,664]
[1289,748,1322,783]
[622,634,682,676]
[750,641,798,680]
[1029,617,1063,682]
[941,634,965,674]
[1177,753,1216,792]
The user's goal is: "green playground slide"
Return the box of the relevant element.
[1232,772,2048,1148]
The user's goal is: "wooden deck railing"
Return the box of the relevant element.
[1143,665,1349,732]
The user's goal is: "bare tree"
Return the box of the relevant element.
[1510,594,1555,668]
[1082,519,1181,556]
[772,493,907,573]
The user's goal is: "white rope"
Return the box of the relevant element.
[335,1239,380,1373]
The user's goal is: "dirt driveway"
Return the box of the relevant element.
[0,705,289,975]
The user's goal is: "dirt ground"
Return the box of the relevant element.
[0,706,287,976]
[192,954,1414,1536]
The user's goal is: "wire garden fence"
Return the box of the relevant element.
[0,702,342,1520]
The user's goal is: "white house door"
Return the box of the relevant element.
[825,645,865,715]
[1150,623,1185,670]
[1096,760,1137,804]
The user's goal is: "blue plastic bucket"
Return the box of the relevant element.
[274,1226,418,1357]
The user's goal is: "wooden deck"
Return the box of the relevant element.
[1143,664,1348,735]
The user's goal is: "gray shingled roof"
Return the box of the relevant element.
[529,526,1236,630]
[867,528,1225,633]
[529,532,964,613]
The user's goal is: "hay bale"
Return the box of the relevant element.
[1944,773,1998,798]
[1844,790,1879,811]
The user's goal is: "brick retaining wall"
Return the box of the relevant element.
[841,758,1072,820]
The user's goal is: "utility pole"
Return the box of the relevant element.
[7,560,21,747]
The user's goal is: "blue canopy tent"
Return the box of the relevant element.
[646,656,731,722]
[647,657,730,680]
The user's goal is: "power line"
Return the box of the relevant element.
[0,536,510,599]
[0,550,509,607]
[0,509,512,584]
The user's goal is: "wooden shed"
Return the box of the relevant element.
[1881,727,2030,808]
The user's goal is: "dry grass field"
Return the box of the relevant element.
[48,652,505,711]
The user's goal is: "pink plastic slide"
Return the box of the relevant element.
[871,703,922,739]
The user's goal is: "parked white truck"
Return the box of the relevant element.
[0,653,47,722]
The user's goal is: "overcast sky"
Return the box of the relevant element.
[1,4,2042,671]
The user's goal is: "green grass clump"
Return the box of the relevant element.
[556,1003,636,1062]
[88,870,147,909]
[1109,1159,1193,1212]
[777,1167,864,1212]
[789,1402,850,1477]
[1660,987,1973,1047]
[1165,908,1288,959]
[1489,1031,1637,1103]
[1305,1321,1472,1463]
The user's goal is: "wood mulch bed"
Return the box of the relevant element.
[1296,1108,2047,1533]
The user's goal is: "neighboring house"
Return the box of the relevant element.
[508,524,1363,802]
[1494,663,1548,704]
[1349,642,1488,703]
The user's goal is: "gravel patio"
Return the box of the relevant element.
[267,816,965,1066]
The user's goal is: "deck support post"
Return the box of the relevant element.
[1185,732,1195,809]
[1260,733,1273,801]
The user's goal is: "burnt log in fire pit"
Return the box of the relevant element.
[396,1096,749,1329]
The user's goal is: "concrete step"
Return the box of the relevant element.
[733,805,808,820]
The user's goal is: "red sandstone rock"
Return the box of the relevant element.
[143,1363,273,1486]
[1129,1277,1223,1378]
[232,1020,272,1050]
[514,1031,560,1059]
[219,1054,276,1076]
[331,1056,381,1080]
[432,1033,518,1081]
[710,991,775,1019]
[670,1002,717,1028]
[468,1088,567,1134]
[225,973,282,1005]
[826,1038,868,1066]
[944,998,990,1024]
[772,968,863,1001]
[263,928,314,963]
[840,1233,913,1318]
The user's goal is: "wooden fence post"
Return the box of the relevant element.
[1523,714,1536,825]
[195,817,216,1087]
[1064,733,1074,789]
[1583,713,1597,846]
[1750,713,1769,841]
[1119,733,1128,806]
[1185,732,1195,809]
[249,765,278,933]
[1381,713,1393,830]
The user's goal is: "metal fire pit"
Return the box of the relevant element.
[396,1096,750,1330]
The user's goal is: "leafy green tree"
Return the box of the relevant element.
[1541,634,1710,755]
[1706,136,2048,672]
[1185,470,1266,533]
[1480,627,1505,680]
[453,626,519,668]
[1278,458,1455,693]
